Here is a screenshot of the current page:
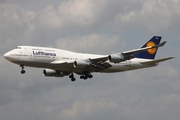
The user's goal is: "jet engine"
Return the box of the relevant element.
[73,60,90,68]
[43,69,68,77]
[108,54,125,63]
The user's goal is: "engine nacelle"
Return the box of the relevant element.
[43,69,67,77]
[108,54,124,63]
[73,60,89,68]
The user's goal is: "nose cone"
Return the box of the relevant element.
[4,52,11,61]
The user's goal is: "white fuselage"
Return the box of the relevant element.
[4,46,157,73]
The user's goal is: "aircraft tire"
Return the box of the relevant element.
[21,70,25,74]
[71,78,76,82]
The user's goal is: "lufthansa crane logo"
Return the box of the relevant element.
[146,41,157,54]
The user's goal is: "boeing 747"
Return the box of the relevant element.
[4,36,174,81]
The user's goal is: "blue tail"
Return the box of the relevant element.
[134,36,162,59]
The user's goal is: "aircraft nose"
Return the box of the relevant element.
[4,52,11,61]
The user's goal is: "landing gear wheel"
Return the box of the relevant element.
[88,74,93,78]
[21,70,25,74]
[69,73,76,82]
[71,78,76,82]
[80,75,88,80]
[80,72,93,80]
[84,76,88,80]
[69,74,73,78]
[80,76,84,79]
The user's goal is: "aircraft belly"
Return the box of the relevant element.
[12,60,84,72]
[100,64,128,73]
[100,62,149,73]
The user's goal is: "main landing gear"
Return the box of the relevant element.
[69,73,76,82]
[20,65,25,74]
[69,72,93,81]
[80,72,93,80]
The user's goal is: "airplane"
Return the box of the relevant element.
[4,36,174,81]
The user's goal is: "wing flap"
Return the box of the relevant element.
[90,62,112,72]
[140,57,174,65]
[83,56,111,72]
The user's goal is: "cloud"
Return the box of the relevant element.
[55,33,121,53]
[33,0,104,31]
[0,4,36,54]
[0,0,179,120]
[59,99,117,120]
[57,0,95,26]
[115,0,180,33]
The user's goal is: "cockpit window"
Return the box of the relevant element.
[15,47,21,49]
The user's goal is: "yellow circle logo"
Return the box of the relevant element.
[146,41,157,54]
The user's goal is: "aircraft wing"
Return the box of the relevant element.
[89,57,112,72]
[90,56,108,63]
[50,57,111,72]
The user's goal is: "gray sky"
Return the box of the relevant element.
[0,0,179,120]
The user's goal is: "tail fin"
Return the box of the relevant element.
[134,36,162,59]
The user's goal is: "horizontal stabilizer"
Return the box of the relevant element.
[157,41,166,47]
[140,57,175,65]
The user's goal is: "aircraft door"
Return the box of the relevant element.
[23,47,33,59]
[28,48,33,59]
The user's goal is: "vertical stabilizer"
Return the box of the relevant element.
[134,36,161,59]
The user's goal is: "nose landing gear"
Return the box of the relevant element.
[20,65,25,74]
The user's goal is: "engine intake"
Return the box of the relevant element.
[108,54,124,63]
